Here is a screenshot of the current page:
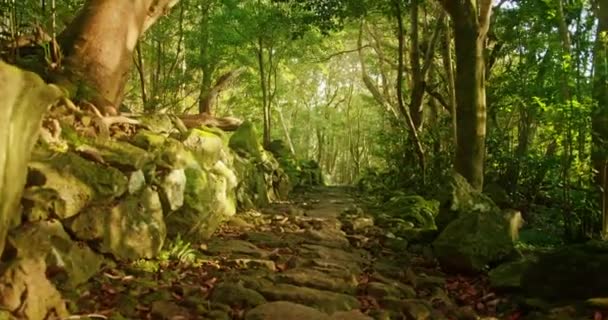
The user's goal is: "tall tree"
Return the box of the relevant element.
[593,0,608,238]
[58,0,180,113]
[439,0,493,191]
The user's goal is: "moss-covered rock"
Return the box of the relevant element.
[183,127,229,168]
[433,209,522,273]
[256,283,360,314]
[132,130,167,150]
[521,241,608,300]
[383,194,439,230]
[210,282,267,308]
[7,220,104,289]
[22,150,127,221]
[489,259,532,290]
[435,173,497,231]
[66,187,166,260]
[229,121,263,159]
[166,163,236,241]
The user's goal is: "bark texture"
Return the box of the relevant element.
[593,0,608,238]
[58,0,180,112]
[440,0,493,191]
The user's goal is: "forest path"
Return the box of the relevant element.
[68,186,488,320]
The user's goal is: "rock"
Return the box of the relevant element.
[0,258,68,320]
[227,258,277,271]
[229,121,263,159]
[489,259,532,290]
[276,268,357,294]
[257,283,360,314]
[22,150,127,221]
[168,163,237,241]
[151,300,190,319]
[521,241,608,300]
[78,138,155,171]
[207,310,231,320]
[299,244,365,264]
[0,61,63,257]
[67,187,166,260]
[244,231,304,248]
[347,216,374,232]
[401,299,432,320]
[435,173,497,231]
[7,220,103,288]
[139,114,185,134]
[128,170,146,194]
[370,273,416,298]
[367,282,404,299]
[233,156,272,208]
[331,310,373,320]
[303,229,350,249]
[227,216,255,229]
[183,127,229,168]
[206,239,268,258]
[211,282,267,308]
[131,129,167,149]
[384,194,439,230]
[245,301,331,320]
[160,168,186,211]
[433,209,522,273]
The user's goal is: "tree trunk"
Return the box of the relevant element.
[395,0,426,182]
[199,69,243,115]
[440,15,457,144]
[440,0,492,191]
[58,0,180,112]
[198,1,214,114]
[257,39,272,148]
[593,0,608,238]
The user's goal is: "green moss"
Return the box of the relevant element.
[229,121,263,159]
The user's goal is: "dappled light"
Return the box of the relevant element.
[1,0,608,319]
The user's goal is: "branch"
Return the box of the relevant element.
[479,0,494,37]
[142,0,181,34]
[317,46,371,63]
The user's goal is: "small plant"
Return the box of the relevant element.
[159,234,198,264]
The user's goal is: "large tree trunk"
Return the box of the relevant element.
[58,0,180,113]
[440,0,492,191]
[593,0,608,238]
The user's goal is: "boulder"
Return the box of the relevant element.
[0,60,62,257]
[489,259,533,290]
[159,168,187,211]
[7,220,104,288]
[22,150,128,221]
[183,127,229,168]
[167,164,236,241]
[229,121,263,159]
[0,258,68,320]
[521,241,608,300]
[67,187,166,260]
[433,209,522,273]
[435,173,496,231]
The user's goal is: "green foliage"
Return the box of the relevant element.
[159,234,198,264]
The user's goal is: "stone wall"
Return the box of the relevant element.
[0,102,291,319]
